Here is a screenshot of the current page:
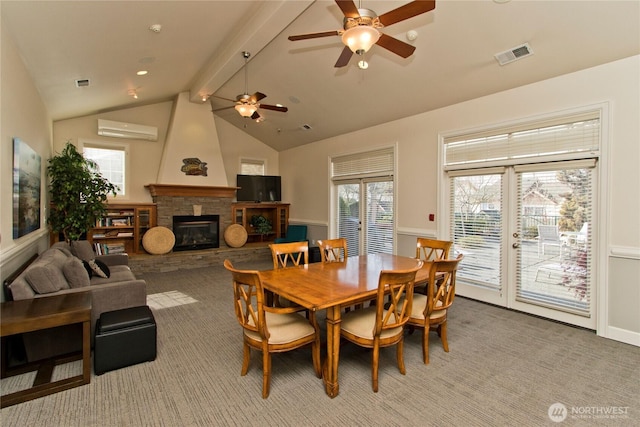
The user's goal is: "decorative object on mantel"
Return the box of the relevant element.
[142,226,176,255]
[224,224,248,248]
[180,158,208,176]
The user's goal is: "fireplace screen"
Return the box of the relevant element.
[172,215,219,251]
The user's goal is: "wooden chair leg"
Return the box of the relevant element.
[397,339,406,375]
[372,346,380,393]
[422,327,430,365]
[312,340,321,378]
[262,351,271,399]
[440,322,449,353]
[241,342,251,375]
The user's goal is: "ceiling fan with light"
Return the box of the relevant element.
[211,51,288,121]
[289,0,436,68]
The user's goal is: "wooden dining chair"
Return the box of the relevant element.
[415,237,452,292]
[339,261,423,392]
[415,237,453,261]
[407,254,463,364]
[317,238,348,263]
[223,259,321,398]
[269,241,309,308]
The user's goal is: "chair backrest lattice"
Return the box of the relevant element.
[223,259,266,338]
[317,238,348,263]
[425,255,464,315]
[416,238,453,262]
[270,241,309,270]
[375,264,423,334]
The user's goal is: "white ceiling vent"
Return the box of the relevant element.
[494,43,533,66]
[97,119,158,141]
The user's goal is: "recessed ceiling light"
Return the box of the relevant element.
[136,70,148,76]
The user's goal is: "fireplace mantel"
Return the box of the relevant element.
[145,184,238,198]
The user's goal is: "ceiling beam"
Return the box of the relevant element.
[188,0,314,104]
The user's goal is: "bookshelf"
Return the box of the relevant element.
[88,203,156,254]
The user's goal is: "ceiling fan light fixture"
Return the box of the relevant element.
[341,25,380,53]
[235,103,257,118]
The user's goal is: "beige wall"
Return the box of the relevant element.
[280,55,640,344]
[0,21,52,280]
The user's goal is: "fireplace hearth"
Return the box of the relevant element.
[172,215,219,252]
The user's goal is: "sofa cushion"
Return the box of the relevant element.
[25,255,68,294]
[70,240,96,261]
[89,265,135,285]
[62,257,91,288]
[87,259,110,278]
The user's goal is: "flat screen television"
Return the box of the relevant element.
[236,174,282,202]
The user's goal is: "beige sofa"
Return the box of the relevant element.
[5,241,147,362]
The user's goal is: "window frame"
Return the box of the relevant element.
[79,139,130,199]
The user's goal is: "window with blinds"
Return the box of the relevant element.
[515,160,594,316]
[444,112,600,170]
[331,148,394,180]
[240,158,265,175]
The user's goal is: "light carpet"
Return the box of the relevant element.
[1,261,638,426]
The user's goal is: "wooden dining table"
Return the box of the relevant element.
[259,253,429,398]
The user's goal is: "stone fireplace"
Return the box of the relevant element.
[145,184,237,249]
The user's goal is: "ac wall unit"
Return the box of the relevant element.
[97,119,158,141]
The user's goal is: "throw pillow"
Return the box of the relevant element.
[87,259,110,278]
[82,260,94,278]
[62,257,91,288]
[25,261,67,294]
[70,240,96,261]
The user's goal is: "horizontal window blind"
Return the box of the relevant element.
[444,112,600,170]
[331,148,394,180]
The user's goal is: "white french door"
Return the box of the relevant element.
[335,178,394,256]
[449,161,596,328]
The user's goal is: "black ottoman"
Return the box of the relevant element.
[94,305,157,375]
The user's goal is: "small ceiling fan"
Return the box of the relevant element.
[289,0,436,67]
[211,51,288,121]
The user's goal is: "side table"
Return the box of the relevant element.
[1,292,91,408]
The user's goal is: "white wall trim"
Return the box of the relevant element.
[397,227,437,238]
[603,326,640,347]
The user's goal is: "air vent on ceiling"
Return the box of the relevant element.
[494,43,533,66]
[75,79,90,87]
[301,124,312,130]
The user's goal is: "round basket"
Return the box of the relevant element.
[224,224,248,248]
[142,226,176,255]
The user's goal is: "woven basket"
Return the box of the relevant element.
[224,224,248,248]
[142,226,175,255]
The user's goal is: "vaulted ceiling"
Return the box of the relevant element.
[3,1,639,151]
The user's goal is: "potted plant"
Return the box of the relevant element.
[250,215,272,240]
[47,142,117,242]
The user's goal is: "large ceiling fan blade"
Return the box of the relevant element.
[250,111,261,121]
[260,104,288,113]
[378,0,436,27]
[334,46,353,67]
[250,92,267,103]
[335,0,360,18]
[376,33,416,58]
[288,30,340,41]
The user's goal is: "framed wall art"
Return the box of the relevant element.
[13,137,42,238]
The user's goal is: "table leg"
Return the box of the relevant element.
[324,305,341,398]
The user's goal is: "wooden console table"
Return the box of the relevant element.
[1,293,91,408]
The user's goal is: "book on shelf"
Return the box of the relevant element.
[117,231,133,237]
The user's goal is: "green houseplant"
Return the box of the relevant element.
[47,142,117,242]
[250,214,272,239]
